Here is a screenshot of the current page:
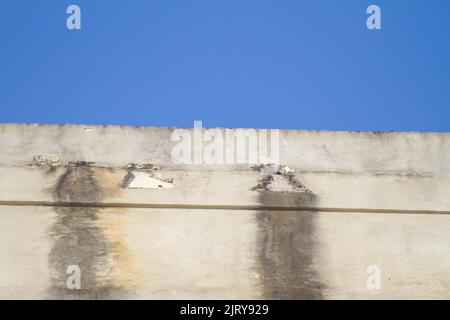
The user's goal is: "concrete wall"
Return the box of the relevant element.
[0,123,449,299]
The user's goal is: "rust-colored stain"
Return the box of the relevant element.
[96,208,138,289]
[47,163,136,299]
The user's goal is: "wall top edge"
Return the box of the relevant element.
[1,122,449,136]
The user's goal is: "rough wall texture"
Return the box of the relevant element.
[0,124,449,299]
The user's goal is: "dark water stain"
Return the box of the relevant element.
[47,163,128,299]
[256,190,324,299]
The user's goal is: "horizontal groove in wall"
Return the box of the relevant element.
[0,200,449,215]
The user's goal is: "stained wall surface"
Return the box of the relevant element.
[0,124,449,299]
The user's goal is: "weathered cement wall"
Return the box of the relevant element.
[0,123,449,299]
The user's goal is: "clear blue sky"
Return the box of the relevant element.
[1,0,449,131]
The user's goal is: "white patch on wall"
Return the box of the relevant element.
[127,171,174,189]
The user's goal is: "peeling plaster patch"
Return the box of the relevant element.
[68,161,96,167]
[127,172,174,189]
[121,163,174,189]
[252,164,310,193]
[126,163,158,171]
[33,154,62,167]
[31,156,99,172]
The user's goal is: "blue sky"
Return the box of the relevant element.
[1,0,449,131]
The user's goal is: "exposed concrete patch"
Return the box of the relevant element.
[252,164,310,193]
[126,163,158,171]
[31,155,64,173]
[48,162,132,299]
[121,163,174,189]
[33,154,62,166]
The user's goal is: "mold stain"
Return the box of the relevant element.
[47,163,133,299]
[254,171,324,299]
